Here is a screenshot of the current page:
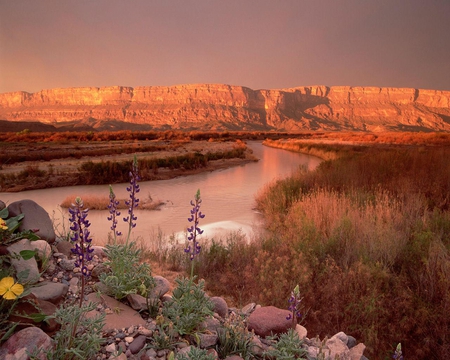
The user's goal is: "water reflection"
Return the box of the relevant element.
[0,142,321,243]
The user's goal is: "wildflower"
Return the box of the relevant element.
[0,276,24,300]
[0,218,7,231]
[123,155,140,242]
[69,197,94,278]
[107,185,122,240]
[185,189,205,261]
[286,285,302,328]
[393,343,403,360]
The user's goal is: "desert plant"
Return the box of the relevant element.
[264,328,307,359]
[216,313,255,359]
[162,277,214,336]
[175,346,216,360]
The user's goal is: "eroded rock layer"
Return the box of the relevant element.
[1,84,449,131]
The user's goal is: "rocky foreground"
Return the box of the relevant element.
[0,199,367,360]
[1,84,449,132]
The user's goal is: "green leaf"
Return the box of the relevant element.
[0,207,8,219]
[5,214,24,232]
[19,250,36,260]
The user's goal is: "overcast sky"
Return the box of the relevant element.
[1,0,449,93]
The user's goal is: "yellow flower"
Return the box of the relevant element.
[0,218,7,231]
[0,277,24,300]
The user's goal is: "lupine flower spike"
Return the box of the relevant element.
[185,189,205,279]
[286,284,303,329]
[107,185,122,243]
[393,343,404,360]
[123,155,140,244]
[69,197,94,307]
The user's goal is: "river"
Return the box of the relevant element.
[0,142,321,244]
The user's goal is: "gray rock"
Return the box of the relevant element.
[32,239,52,262]
[241,302,256,316]
[85,293,146,332]
[127,293,148,311]
[31,281,69,303]
[247,306,292,337]
[59,258,76,271]
[210,296,228,318]
[198,333,218,348]
[149,275,170,299]
[8,199,56,243]
[128,335,147,354]
[91,262,109,279]
[347,335,357,349]
[55,240,73,257]
[7,239,40,284]
[0,326,53,359]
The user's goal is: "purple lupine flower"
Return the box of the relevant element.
[123,156,140,242]
[107,184,122,240]
[184,189,205,262]
[393,343,403,360]
[286,285,302,328]
[69,197,94,278]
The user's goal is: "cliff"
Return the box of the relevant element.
[1,84,450,132]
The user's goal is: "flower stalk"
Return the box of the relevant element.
[286,285,302,329]
[123,155,140,244]
[185,189,205,279]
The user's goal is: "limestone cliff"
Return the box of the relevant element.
[1,84,449,132]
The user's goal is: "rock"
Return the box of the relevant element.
[7,239,40,283]
[91,262,109,279]
[247,306,292,337]
[91,245,107,257]
[201,317,221,333]
[149,275,170,299]
[85,293,146,332]
[210,296,228,318]
[7,200,56,243]
[127,293,148,311]
[326,336,350,359]
[110,353,127,360]
[1,85,450,132]
[249,335,265,357]
[0,326,53,359]
[224,356,245,360]
[0,200,6,210]
[31,281,69,303]
[128,335,147,354]
[198,333,218,348]
[59,258,76,271]
[241,302,256,316]
[55,240,73,257]
[295,324,307,339]
[347,335,357,349]
[331,331,349,345]
[349,343,366,360]
[31,240,52,262]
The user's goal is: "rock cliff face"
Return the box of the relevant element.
[1,84,449,131]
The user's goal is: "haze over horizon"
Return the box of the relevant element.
[1,0,449,94]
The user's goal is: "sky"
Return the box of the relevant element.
[1,0,450,94]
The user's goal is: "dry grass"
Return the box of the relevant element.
[59,193,164,210]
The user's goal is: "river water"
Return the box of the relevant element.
[0,142,321,244]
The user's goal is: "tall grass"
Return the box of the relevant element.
[181,145,450,359]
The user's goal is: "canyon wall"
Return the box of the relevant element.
[1,84,449,132]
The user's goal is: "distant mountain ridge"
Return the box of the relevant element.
[1,84,450,132]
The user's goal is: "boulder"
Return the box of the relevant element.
[7,200,56,243]
[210,296,228,318]
[7,239,40,284]
[0,326,53,359]
[31,281,69,303]
[247,306,291,337]
[149,275,170,299]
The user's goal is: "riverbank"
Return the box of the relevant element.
[0,140,257,192]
